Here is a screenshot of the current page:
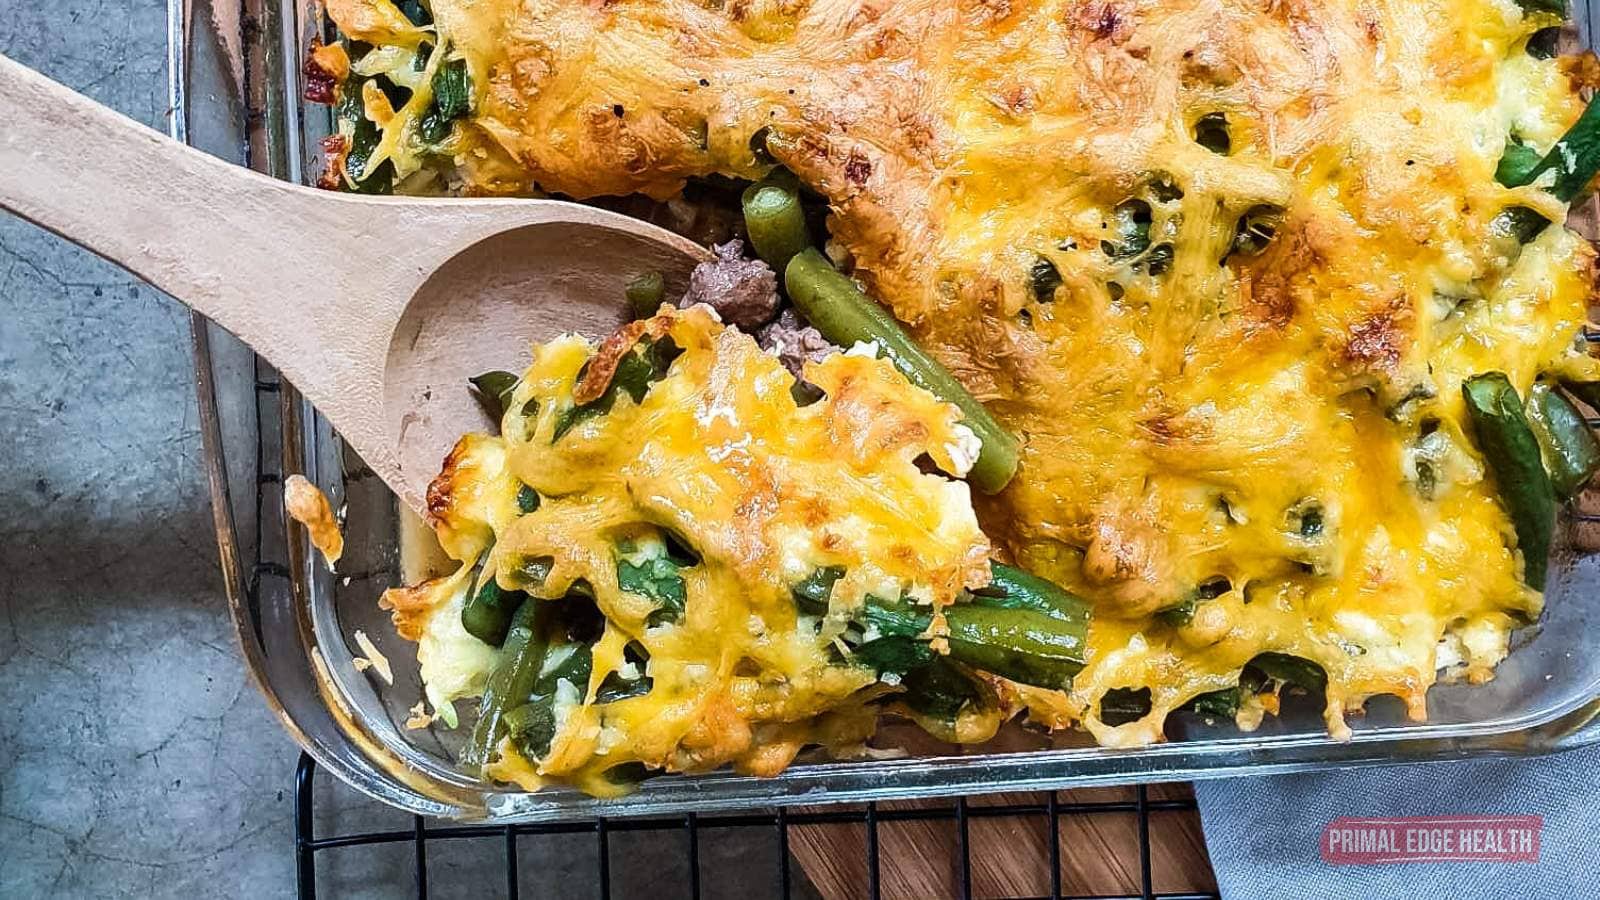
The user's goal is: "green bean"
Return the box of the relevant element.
[1526,382,1600,499]
[944,562,1089,688]
[463,599,548,768]
[1527,27,1561,59]
[944,604,1085,690]
[1500,95,1600,202]
[469,370,519,422]
[785,249,1020,492]
[900,657,995,723]
[624,271,665,320]
[1183,688,1240,720]
[1463,373,1557,590]
[969,562,1092,625]
[461,561,527,647]
[1491,206,1552,247]
[741,172,810,274]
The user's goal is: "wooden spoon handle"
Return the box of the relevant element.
[0,53,420,480]
[0,53,379,322]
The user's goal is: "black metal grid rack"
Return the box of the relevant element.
[293,752,1217,900]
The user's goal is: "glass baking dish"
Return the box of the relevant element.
[180,0,1600,822]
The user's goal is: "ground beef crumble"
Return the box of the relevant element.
[678,240,781,329]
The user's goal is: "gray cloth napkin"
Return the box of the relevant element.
[1194,746,1595,899]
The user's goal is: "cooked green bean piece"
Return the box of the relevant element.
[1463,373,1557,590]
[944,604,1084,690]
[624,271,666,320]
[900,657,995,722]
[1183,688,1240,720]
[969,562,1092,626]
[853,596,937,675]
[1500,95,1600,202]
[463,599,548,768]
[461,565,527,647]
[1491,205,1552,247]
[741,172,810,274]
[1526,382,1600,499]
[784,249,1020,493]
[1230,205,1283,259]
[469,370,519,422]
[954,563,1088,687]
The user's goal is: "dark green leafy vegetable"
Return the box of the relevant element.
[1194,112,1232,155]
[552,337,683,442]
[516,484,540,514]
[618,553,689,627]
[1527,27,1561,59]
[624,271,666,320]
[1030,256,1063,301]
[784,249,1020,493]
[343,115,394,194]
[791,565,845,615]
[1249,652,1327,692]
[1496,140,1543,188]
[595,643,654,704]
[900,657,995,722]
[1463,372,1557,590]
[418,58,471,144]
[1499,95,1600,202]
[1526,382,1600,499]
[1516,0,1566,15]
[1229,205,1283,259]
[469,370,519,422]
[1102,199,1152,259]
[1099,687,1152,725]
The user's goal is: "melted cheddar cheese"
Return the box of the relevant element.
[389,308,992,794]
[343,0,1600,747]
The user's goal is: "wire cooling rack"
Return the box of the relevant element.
[293,752,1217,900]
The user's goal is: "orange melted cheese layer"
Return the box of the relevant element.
[407,307,991,794]
[342,0,1600,741]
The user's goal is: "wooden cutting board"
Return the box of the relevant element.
[788,783,1216,900]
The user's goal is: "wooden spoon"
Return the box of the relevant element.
[0,54,710,512]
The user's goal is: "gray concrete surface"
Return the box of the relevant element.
[0,4,812,897]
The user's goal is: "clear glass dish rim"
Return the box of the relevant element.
[178,0,1600,821]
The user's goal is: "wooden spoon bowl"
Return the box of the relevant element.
[0,54,709,511]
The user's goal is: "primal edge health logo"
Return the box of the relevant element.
[1322,816,1541,864]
